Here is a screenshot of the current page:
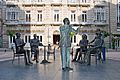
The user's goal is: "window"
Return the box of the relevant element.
[71,36,76,43]
[25,11,31,22]
[25,36,27,43]
[40,36,42,42]
[10,36,12,43]
[26,0,31,2]
[38,0,41,2]
[71,11,76,22]
[68,0,76,3]
[71,37,72,42]
[81,11,87,22]
[7,11,18,21]
[80,0,90,3]
[24,35,31,43]
[53,0,62,2]
[117,3,120,23]
[13,36,15,43]
[74,35,76,43]
[37,10,42,22]
[94,7,106,22]
[28,36,30,43]
[38,0,45,2]
[82,0,86,3]
[54,10,59,22]
[10,36,15,43]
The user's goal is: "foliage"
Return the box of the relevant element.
[101,30,110,38]
[112,37,116,49]
[7,30,15,37]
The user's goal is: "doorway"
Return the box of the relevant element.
[53,35,60,45]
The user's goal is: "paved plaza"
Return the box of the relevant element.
[0,48,120,80]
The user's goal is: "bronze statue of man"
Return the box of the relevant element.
[59,18,79,71]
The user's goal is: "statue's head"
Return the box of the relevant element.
[16,33,21,38]
[82,34,87,39]
[63,18,70,25]
[96,32,102,38]
[33,34,37,39]
[96,28,101,34]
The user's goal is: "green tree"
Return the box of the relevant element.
[7,30,15,37]
[7,30,15,43]
[101,30,110,38]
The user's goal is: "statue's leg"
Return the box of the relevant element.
[66,47,70,68]
[61,46,66,69]
[36,49,39,63]
[66,47,73,70]
[86,49,91,65]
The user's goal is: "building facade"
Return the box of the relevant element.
[0,1,3,48]
[1,0,118,48]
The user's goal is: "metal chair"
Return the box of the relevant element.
[11,46,24,64]
[86,46,102,65]
[47,46,55,61]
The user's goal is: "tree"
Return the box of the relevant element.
[7,30,15,37]
[101,30,110,38]
[7,30,15,43]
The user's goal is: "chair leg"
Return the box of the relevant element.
[12,54,15,64]
[53,52,55,61]
[18,55,20,64]
[95,54,97,64]
[86,52,91,65]
[31,53,33,58]
[47,52,50,60]
[83,54,86,63]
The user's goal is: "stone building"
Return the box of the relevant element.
[1,0,119,48]
[0,1,3,47]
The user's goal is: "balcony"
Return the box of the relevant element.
[79,1,90,6]
[93,20,108,25]
[67,1,79,6]
[94,1,107,7]
[5,0,19,5]
[51,1,62,6]
[50,21,62,25]
[22,1,45,6]
[79,21,92,25]
[5,20,19,25]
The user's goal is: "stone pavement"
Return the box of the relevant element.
[0,48,120,80]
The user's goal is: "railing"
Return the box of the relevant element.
[94,0,106,6]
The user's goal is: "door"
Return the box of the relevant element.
[53,35,60,44]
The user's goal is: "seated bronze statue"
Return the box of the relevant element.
[14,33,32,65]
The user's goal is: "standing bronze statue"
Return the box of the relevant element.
[59,18,79,71]
[30,34,40,63]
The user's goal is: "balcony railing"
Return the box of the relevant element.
[94,1,107,7]
[5,20,19,25]
[93,20,108,25]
